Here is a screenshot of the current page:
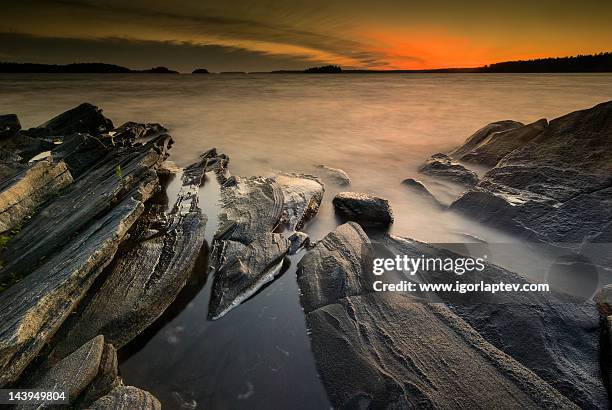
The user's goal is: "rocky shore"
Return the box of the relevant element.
[0,101,610,409]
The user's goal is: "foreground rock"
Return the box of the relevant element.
[316,164,350,185]
[89,386,161,410]
[52,153,209,356]
[381,234,607,408]
[450,119,548,166]
[450,101,612,268]
[208,157,324,318]
[0,107,170,386]
[0,114,21,139]
[418,153,479,186]
[297,223,576,408]
[332,192,393,227]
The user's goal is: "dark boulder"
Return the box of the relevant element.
[25,103,114,139]
[0,114,21,139]
[418,153,479,186]
[332,192,393,227]
[192,68,210,74]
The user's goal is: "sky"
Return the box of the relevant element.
[1,0,610,72]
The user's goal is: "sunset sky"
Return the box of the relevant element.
[1,0,611,72]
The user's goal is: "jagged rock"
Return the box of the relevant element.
[274,173,324,230]
[50,133,111,177]
[0,114,21,139]
[88,386,161,410]
[332,192,394,227]
[380,234,607,408]
[52,154,208,355]
[0,186,150,386]
[453,119,548,167]
[595,285,612,316]
[449,120,523,159]
[401,178,443,207]
[297,223,576,408]
[316,164,350,185]
[0,149,25,181]
[418,153,479,186]
[288,231,309,254]
[450,101,612,268]
[0,135,169,280]
[210,232,288,319]
[17,336,107,409]
[0,134,168,385]
[0,157,73,234]
[209,162,325,318]
[110,122,167,145]
[25,103,114,139]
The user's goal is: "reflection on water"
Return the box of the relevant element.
[2,73,611,408]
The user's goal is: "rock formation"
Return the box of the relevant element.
[332,192,394,227]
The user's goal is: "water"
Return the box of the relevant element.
[1,73,611,408]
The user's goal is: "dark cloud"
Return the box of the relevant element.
[0,32,324,72]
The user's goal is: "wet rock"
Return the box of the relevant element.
[274,173,324,230]
[297,223,576,408]
[418,153,479,186]
[332,192,393,227]
[401,178,443,207]
[454,119,548,167]
[25,103,114,139]
[448,119,523,160]
[0,157,73,234]
[380,234,607,408]
[52,154,208,354]
[76,342,121,408]
[0,114,21,139]
[316,164,350,185]
[0,149,25,181]
[450,101,612,268]
[210,232,288,319]
[17,336,105,409]
[595,285,612,316]
[288,231,309,255]
[88,386,161,410]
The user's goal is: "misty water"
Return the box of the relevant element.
[2,73,611,408]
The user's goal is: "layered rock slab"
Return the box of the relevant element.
[297,223,576,408]
[418,153,479,186]
[52,153,208,356]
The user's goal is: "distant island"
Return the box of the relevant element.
[0,52,610,74]
[0,63,178,74]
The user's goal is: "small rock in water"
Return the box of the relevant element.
[332,192,393,227]
[401,178,444,207]
[0,114,21,139]
[418,153,479,186]
[288,231,310,254]
[316,164,351,186]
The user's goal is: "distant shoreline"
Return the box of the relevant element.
[1,52,611,74]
